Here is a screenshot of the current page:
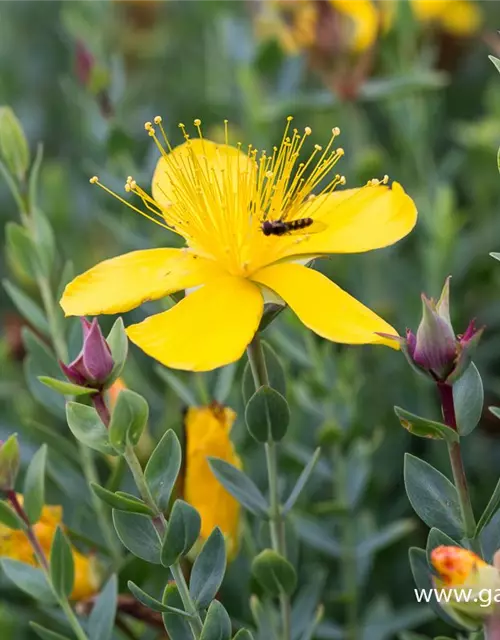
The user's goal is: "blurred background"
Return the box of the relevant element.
[1,0,500,638]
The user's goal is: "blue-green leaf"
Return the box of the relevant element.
[106,318,128,384]
[112,510,162,564]
[161,500,201,567]
[208,458,268,516]
[3,279,49,336]
[476,474,500,537]
[109,389,149,452]
[30,623,71,640]
[245,385,290,442]
[453,363,483,436]
[88,574,117,640]
[252,549,297,597]
[242,340,286,404]
[190,527,227,610]
[394,407,458,443]
[66,401,117,456]
[23,444,47,524]
[0,500,23,530]
[1,559,55,603]
[200,600,232,640]
[162,583,195,639]
[91,483,155,516]
[404,454,463,538]
[50,527,74,599]
[283,448,321,515]
[145,429,182,511]
[39,376,97,396]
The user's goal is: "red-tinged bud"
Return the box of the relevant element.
[380,278,483,383]
[0,434,20,491]
[60,318,114,389]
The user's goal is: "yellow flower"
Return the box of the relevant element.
[60,117,417,372]
[0,497,99,601]
[431,546,500,617]
[184,404,241,559]
[383,0,482,37]
[329,0,379,53]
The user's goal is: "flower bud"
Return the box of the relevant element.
[431,546,500,618]
[381,278,483,383]
[60,318,114,389]
[0,434,20,491]
[0,107,30,182]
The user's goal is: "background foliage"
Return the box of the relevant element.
[1,0,500,638]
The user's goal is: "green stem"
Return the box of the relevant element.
[438,383,482,556]
[334,446,358,640]
[247,334,291,640]
[123,445,204,638]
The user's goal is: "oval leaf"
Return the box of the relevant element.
[88,574,118,640]
[190,527,227,610]
[106,318,128,385]
[50,527,74,599]
[394,407,458,443]
[66,402,117,456]
[0,500,23,530]
[112,510,162,564]
[200,600,232,640]
[208,458,268,516]
[91,483,155,516]
[242,341,286,404]
[245,385,290,443]
[252,549,297,597]
[453,363,483,437]
[1,558,55,603]
[109,389,149,452]
[128,580,190,615]
[23,444,47,524]
[404,454,463,538]
[162,582,194,639]
[161,500,201,567]
[145,430,182,512]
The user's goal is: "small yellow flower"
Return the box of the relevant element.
[431,546,500,617]
[184,404,241,559]
[60,118,416,372]
[329,0,379,53]
[0,496,99,601]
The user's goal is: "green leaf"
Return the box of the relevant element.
[144,429,182,511]
[282,448,321,514]
[0,433,20,491]
[50,527,74,599]
[128,581,191,615]
[32,209,55,277]
[232,630,255,639]
[490,252,500,262]
[200,600,232,640]
[106,318,128,384]
[293,515,340,558]
[23,329,65,418]
[475,473,500,537]
[190,527,227,609]
[88,574,117,640]
[108,389,149,452]
[1,558,55,603]
[252,549,297,597]
[214,364,237,404]
[489,55,500,75]
[242,340,286,404]
[39,376,97,396]
[162,583,194,639]
[112,510,162,564]
[357,519,416,558]
[91,483,155,516]
[30,623,71,640]
[426,528,458,565]
[245,385,289,442]
[66,401,117,456]
[0,500,23,529]
[161,499,201,567]
[0,106,30,180]
[208,458,268,516]
[404,454,463,538]
[156,366,197,406]
[5,222,38,281]
[3,279,49,336]
[452,363,483,436]
[394,407,458,443]
[23,444,47,524]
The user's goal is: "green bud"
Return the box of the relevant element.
[0,434,20,491]
[0,107,30,181]
[317,422,343,447]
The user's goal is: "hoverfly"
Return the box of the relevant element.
[261,216,326,237]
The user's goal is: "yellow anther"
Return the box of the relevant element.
[265,171,274,178]
[383,174,389,184]
[124,184,131,192]
[148,129,156,137]
[154,116,162,124]
[287,115,293,121]
[194,118,201,126]
[336,148,344,156]
[339,176,346,185]
[304,127,312,135]
[126,176,133,183]
[89,176,98,184]
[144,121,152,130]
[130,180,137,189]
[332,127,341,136]
[314,144,322,151]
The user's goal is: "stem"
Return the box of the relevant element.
[93,392,111,427]
[123,444,203,638]
[438,383,482,556]
[7,493,89,640]
[247,334,291,640]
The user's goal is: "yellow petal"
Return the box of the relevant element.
[330,0,379,52]
[126,276,263,371]
[438,0,481,36]
[281,182,417,259]
[252,263,398,348]
[71,549,99,601]
[61,248,225,316]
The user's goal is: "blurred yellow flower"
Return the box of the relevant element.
[60,117,417,372]
[184,404,241,559]
[0,497,98,601]
[384,0,482,37]
[258,0,379,55]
